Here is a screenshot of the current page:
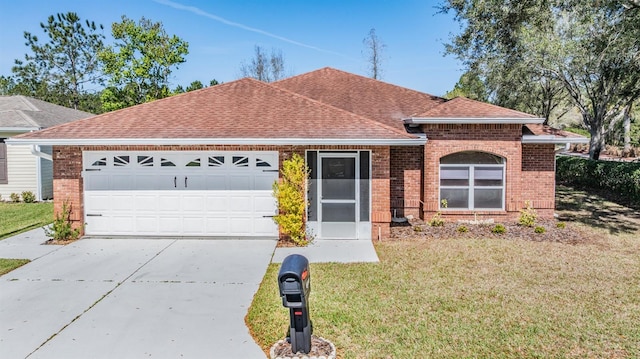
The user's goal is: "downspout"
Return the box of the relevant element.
[31,145,52,201]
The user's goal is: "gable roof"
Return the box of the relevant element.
[10,78,422,146]
[405,97,542,123]
[522,124,589,144]
[273,67,445,131]
[0,96,93,131]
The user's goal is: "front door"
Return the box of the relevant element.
[319,153,358,238]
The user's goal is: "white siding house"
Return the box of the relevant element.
[0,96,92,201]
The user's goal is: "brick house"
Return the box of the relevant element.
[9,68,586,240]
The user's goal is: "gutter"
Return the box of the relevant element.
[7,137,428,146]
[521,135,589,144]
[30,145,52,161]
[404,117,545,125]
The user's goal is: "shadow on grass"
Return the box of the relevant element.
[556,185,640,236]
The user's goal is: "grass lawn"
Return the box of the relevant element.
[0,202,53,240]
[0,258,30,276]
[247,188,640,358]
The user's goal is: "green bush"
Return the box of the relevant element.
[534,226,546,234]
[21,191,36,203]
[556,222,566,229]
[457,225,469,233]
[429,199,447,227]
[44,200,81,242]
[413,226,423,232]
[10,193,20,203]
[491,224,506,234]
[556,155,640,207]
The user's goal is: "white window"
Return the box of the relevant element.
[439,151,505,210]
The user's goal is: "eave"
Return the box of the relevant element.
[6,137,427,147]
[521,135,590,144]
[404,117,545,125]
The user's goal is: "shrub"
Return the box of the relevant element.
[21,191,36,203]
[10,193,20,203]
[44,200,81,242]
[491,224,506,234]
[556,222,566,229]
[534,226,546,234]
[518,200,537,227]
[429,199,447,227]
[457,225,468,233]
[413,226,423,232]
[556,156,640,207]
[272,153,312,246]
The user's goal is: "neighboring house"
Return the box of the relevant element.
[8,68,587,239]
[0,96,93,201]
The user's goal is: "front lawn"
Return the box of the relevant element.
[247,187,640,358]
[0,202,53,239]
[0,258,30,276]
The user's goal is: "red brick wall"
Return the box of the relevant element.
[390,146,423,219]
[53,144,391,239]
[421,124,555,221]
[521,143,556,218]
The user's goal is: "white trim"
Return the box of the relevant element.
[6,137,426,146]
[404,117,545,124]
[30,145,53,161]
[0,127,39,132]
[521,135,589,144]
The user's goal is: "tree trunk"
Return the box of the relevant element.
[589,126,604,160]
[622,103,632,157]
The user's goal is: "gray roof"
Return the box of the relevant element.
[0,95,93,130]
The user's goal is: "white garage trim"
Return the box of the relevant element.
[82,151,279,238]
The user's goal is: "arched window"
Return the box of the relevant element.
[439,151,505,210]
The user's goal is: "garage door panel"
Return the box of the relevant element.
[83,151,278,237]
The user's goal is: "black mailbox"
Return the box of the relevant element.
[278,254,312,354]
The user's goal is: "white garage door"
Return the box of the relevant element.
[83,151,279,237]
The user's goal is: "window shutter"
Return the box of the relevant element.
[0,140,7,184]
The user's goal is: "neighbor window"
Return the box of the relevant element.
[0,139,7,184]
[439,151,505,210]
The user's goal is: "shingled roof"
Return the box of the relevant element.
[273,67,445,131]
[12,78,420,145]
[411,97,538,119]
[0,96,93,130]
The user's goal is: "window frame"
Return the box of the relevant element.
[439,152,506,210]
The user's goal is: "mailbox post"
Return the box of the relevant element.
[278,254,312,354]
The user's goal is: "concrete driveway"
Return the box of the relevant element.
[1,237,276,358]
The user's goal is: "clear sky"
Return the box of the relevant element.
[0,0,463,96]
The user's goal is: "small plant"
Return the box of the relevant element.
[413,226,423,232]
[21,191,36,203]
[10,193,20,202]
[44,200,81,242]
[534,226,546,234]
[491,223,507,234]
[556,222,566,229]
[429,199,448,227]
[518,200,537,227]
[457,225,469,233]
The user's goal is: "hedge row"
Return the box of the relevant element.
[556,155,640,207]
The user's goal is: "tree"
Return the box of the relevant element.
[10,12,105,111]
[239,45,289,82]
[444,70,488,101]
[209,79,220,86]
[99,16,189,111]
[362,28,386,80]
[186,80,204,92]
[440,0,640,159]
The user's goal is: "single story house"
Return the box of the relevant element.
[1,96,92,201]
[8,68,587,240]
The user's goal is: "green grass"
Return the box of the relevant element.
[249,238,640,358]
[248,187,640,358]
[0,258,30,276]
[0,202,53,239]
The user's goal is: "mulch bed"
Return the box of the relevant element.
[271,335,335,358]
[390,218,599,244]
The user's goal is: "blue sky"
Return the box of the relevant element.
[0,0,463,96]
